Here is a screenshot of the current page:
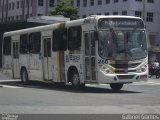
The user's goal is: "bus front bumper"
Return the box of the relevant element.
[98,70,148,84]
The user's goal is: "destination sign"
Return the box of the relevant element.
[98,18,144,29]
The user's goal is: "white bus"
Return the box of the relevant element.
[2,15,148,91]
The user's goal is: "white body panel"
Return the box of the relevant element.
[2,56,12,77]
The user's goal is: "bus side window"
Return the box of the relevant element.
[91,32,96,56]
[29,32,41,54]
[68,26,82,51]
[20,34,28,54]
[3,36,11,55]
[52,28,67,51]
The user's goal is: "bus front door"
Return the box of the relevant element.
[43,37,52,81]
[84,31,97,82]
[12,41,20,78]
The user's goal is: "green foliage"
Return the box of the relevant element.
[48,0,79,20]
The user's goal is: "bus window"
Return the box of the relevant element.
[91,32,95,56]
[29,32,41,54]
[52,28,67,51]
[3,36,11,55]
[85,33,89,56]
[20,34,28,54]
[68,26,81,51]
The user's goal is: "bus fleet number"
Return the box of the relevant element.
[98,59,108,64]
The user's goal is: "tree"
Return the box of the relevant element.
[48,0,79,20]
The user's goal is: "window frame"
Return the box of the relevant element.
[3,36,11,55]
[122,11,127,15]
[146,12,154,22]
[29,32,41,54]
[106,0,110,4]
[38,0,44,6]
[52,28,67,51]
[135,11,142,18]
[114,0,118,3]
[83,0,87,7]
[68,26,82,51]
[49,0,55,7]
[98,0,102,5]
[135,0,142,2]
[77,0,80,6]
[20,34,29,54]
[90,0,94,6]
[147,0,154,3]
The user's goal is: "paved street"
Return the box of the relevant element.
[0,71,160,114]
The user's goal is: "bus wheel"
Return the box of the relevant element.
[71,71,81,89]
[21,68,29,84]
[156,71,160,79]
[110,83,123,91]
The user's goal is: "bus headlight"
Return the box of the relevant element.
[137,64,147,73]
[101,65,112,74]
[141,65,147,72]
[105,68,111,74]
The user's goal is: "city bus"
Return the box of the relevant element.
[2,15,148,91]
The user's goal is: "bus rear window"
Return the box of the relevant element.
[3,36,11,55]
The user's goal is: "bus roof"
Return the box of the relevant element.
[93,15,142,19]
[4,15,143,37]
[66,15,142,27]
[3,22,64,37]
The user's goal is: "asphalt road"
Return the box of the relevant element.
[0,71,160,114]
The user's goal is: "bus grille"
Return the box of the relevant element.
[110,63,141,68]
[128,63,141,68]
[117,75,135,79]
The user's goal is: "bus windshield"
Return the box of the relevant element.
[98,29,147,60]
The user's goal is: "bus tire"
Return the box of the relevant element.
[70,70,82,90]
[21,68,29,84]
[110,83,123,91]
[155,70,160,79]
[156,74,160,79]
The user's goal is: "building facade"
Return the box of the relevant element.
[0,0,160,50]
[0,0,56,23]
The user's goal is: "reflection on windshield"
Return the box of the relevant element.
[98,30,147,60]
